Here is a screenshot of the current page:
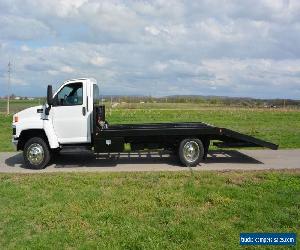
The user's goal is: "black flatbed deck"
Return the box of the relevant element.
[94,122,278,151]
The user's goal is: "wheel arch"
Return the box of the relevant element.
[198,136,210,160]
[17,129,49,151]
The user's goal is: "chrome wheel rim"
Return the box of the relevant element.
[27,143,44,165]
[183,141,200,163]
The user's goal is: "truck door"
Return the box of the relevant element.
[51,81,89,144]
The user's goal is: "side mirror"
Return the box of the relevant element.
[47,85,53,106]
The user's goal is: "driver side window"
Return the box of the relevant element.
[54,82,83,106]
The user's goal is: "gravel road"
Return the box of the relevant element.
[0,149,299,173]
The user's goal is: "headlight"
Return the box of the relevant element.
[14,116,19,122]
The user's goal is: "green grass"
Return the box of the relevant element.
[1,107,300,151]
[0,171,299,249]
[0,99,42,114]
[0,115,13,152]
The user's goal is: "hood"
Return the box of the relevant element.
[14,105,45,121]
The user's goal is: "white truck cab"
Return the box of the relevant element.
[12,78,99,168]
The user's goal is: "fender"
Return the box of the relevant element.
[43,119,59,148]
[13,105,60,149]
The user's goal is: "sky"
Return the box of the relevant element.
[0,0,300,99]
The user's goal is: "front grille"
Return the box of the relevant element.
[13,127,16,135]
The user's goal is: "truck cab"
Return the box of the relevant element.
[12,78,99,168]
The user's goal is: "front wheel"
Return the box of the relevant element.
[23,137,51,169]
[178,138,204,167]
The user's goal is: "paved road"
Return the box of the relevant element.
[0,149,299,173]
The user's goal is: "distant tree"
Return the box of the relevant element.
[209,98,217,105]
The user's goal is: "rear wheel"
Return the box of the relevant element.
[23,137,51,169]
[179,138,204,167]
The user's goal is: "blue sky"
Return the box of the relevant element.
[0,0,300,99]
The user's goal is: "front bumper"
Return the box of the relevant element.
[12,138,18,150]
[12,125,18,150]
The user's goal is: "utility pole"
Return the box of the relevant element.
[110,96,112,116]
[7,61,11,115]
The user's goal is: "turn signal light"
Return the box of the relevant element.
[14,116,19,122]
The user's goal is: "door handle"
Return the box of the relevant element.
[82,107,86,116]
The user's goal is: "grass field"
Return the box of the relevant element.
[1,106,300,151]
[1,100,299,249]
[0,170,299,249]
[0,99,42,114]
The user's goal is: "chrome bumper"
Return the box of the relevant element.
[12,125,18,150]
[12,138,18,150]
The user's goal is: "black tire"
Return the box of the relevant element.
[178,138,204,167]
[23,137,51,169]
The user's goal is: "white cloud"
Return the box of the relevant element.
[60,65,74,73]
[145,26,161,36]
[20,45,31,52]
[0,0,299,98]
[153,62,168,72]
[0,15,52,40]
[90,56,109,66]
